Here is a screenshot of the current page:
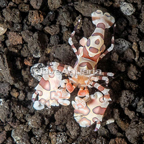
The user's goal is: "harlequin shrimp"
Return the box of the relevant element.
[30,63,70,110]
[50,9,115,130]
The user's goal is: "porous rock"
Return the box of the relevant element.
[30,0,43,9]
[74,1,107,17]
[0,54,14,84]
[48,0,62,10]
[18,3,29,12]
[0,82,11,96]
[0,0,8,8]
[28,10,43,26]
[7,32,22,45]
[0,131,6,144]
[51,44,75,64]
[125,118,144,144]
[109,137,127,144]
[57,8,73,27]
[139,39,144,52]
[54,106,73,125]
[2,8,21,23]
[0,100,11,123]
[114,38,131,53]
[44,25,60,35]
[26,113,42,129]
[66,119,80,139]
[0,23,7,35]
[11,125,30,144]
[127,64,141,80]
[136,97,144,114]
[21,30,48,58]
[120,90,134,109]
[120,2,135,16]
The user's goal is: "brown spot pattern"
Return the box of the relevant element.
[95,39,100,45]
[57,64,64,72]
[93,106,106,115]
[83,46,100,62]
[92,33,104,39]
[86,39,90,47]
[79,62,92,69]
[39,78,50,91]
[89,47,98,53]
[97,23,105,30]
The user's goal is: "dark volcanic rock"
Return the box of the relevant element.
[7,32,22,46]
[0,82,11,96]
[120,90,134,109]
[51,44,75,64]
[0,54,14,84]
[11,125,30,144]
[21,30,48,58]
[48,0,62,10]
[30,0,43,9]
[125,118,144,144]
[28,10,43,26]
[3,8,21,23]
[18,3,29,12]
[127,64,141,80]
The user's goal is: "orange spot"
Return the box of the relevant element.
[98,85,104,91]
[66,83,75,93]
[78,89,89,97]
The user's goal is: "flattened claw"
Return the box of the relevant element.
[33,101,44,110]
[58,99,70,106]
[75,96,86,109]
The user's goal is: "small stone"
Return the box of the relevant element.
[120,2,135,16]
[12,0,22,4]
[18,3,29,12]
[96,136,108,144]
[120,90,134,109]
[124,108,135,119]
[137,57,144,68]
[51,44,75,64]
[0,54,14,84]
[0,82,11,96]
[57,8,73,27]
[66,119,80,139]
[30,0,43,9]
[2,8,22,23]
[48,0,62,10]
[125,119,144,144]
[20,44,30,57]
[0,0,8,8]
[115,62,126,72]
[44,25,60,35]
[74,1,107,17]
[50,35,59,45]
[8,32,22,45]
[0,23,7,35]
[114,38,131,53]
[136,97,144,114]
[0,131,6,143]
[139,39,144,52]
[111,52,119,62]
[127,64,141,80]
[10,88,19,98]
[26,113,42,128]
[123,48,135,62]
[124,80,138,90]
[18,91,25,101]
[11,125,30,144]
[21,30,48,58]
[28,10,44,26]
[109,137,127,144]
